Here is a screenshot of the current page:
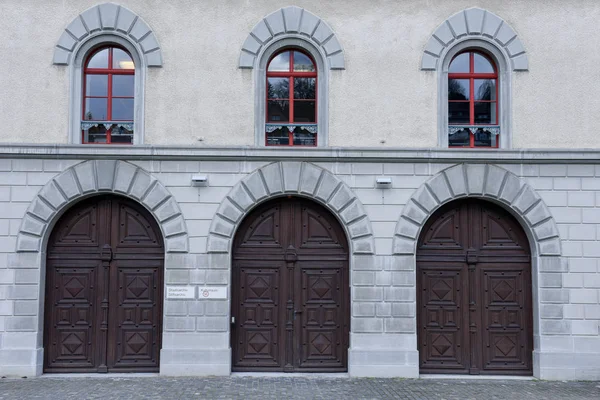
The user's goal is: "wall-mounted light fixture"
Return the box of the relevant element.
[191,175,208,187]
[375,177,392,189]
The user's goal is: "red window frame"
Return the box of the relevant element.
[82,46,134,144]
[265,49,318,146]
[448,51,499,148]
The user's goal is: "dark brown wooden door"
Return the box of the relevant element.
[417,199,532,375]
[44,196,164,373]
[232,198,349,372]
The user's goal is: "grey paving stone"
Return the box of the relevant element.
[0,376,598,400]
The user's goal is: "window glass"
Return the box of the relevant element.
[113,48,134,69]
[85,75,108,96]
[293,51,315,72]
[84,98,108,120]
[112,75,134,97]
[267,101,290,122]
[474,79,496,101]
[294,78,316,99]
[268,51,290,71]
[111,99,134,120]
[449,53,469,73]
[474,53,494,73]
[448,79,469,100]
[87,48,108,68]
[267,78,289,99]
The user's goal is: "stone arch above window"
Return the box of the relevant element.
[16,160,188,254]
[239,6,344,70]
[421,8,528,71]
[53,2,163,67]
[392,164,560,257]
[206,162,374,256]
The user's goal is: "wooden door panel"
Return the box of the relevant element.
[109,264,161,370]
[233,264,283,369]
[44,260,99,371]
[298,265,346,370]
[232,198,349,372]
[45,196,164,374]
[480,264,531,373]
[417,199,532,375]
[418,263,468,373]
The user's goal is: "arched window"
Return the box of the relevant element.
[448,51,499,148]
[265,49,317,146]
[82,46,135,144]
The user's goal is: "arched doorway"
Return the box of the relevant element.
[231,197,350,372]
[417,199,533,375]
[44,195,164,373]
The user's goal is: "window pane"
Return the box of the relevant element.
[293,101,316,122]
[87,48,108,68]
[112,98,134,120]
[473,128,494,147]
[85,75,108,96]
[449,128,471,146]
[449,53,469,73]
[113,48,135,69]
[112,75,134,97]
[84,98,108,120]
[111,125,134,144]
[474,102,494,124]
[448,102,470,124]
[267,100,289,122]
[292,127,316,146]
[266,127,289,145]
[474,53,494,73]
[293,51,315,72]
[268,51,290,71]
[83,125,108,143]
[294,78,316,99]
[448,79,469,100]
[474,79,496,101]
[267,78,289,99]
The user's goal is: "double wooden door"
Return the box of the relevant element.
[44,196,164,373]
[417,200,532,375]
[232,198,349,372]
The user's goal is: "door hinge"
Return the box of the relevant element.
[231,316,235,324]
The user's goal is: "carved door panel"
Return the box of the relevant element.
[417,200,532,375]
[45,196,164,373]
[232,198,349,372]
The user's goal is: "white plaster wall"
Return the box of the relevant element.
[0,0,599,148]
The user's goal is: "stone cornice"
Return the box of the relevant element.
[0,144,599,164]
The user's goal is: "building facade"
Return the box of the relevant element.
[0,0,599,380]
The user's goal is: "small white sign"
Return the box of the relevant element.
[166,286,195,299]
[198,286,227,299]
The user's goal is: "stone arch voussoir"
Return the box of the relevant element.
[239,6,344,69]
[207,161,374,257]
[392,164,560,257]
[421,7,528,71]
[53,2,163,67]
[16,160,188,253]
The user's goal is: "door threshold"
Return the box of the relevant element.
[420,374,536,380]
[232,372,350,378]
[41,373,160,378]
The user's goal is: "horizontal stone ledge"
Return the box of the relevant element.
[1,145,600,163]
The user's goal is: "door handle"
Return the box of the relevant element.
[294,310,303,314]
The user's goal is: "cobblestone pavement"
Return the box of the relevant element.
[0,376,599,400]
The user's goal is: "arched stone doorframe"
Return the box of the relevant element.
[206,161,375,259]
[205,161,375,373]
[11,160,188,375]
[392,163,562,378]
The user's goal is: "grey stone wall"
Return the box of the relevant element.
[0,152,599,379]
